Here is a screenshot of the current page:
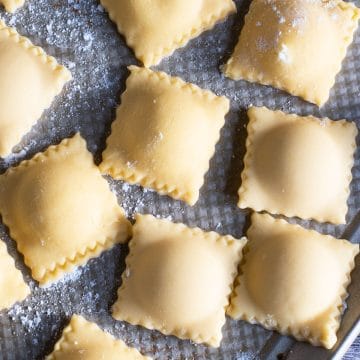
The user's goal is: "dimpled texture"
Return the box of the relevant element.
[1,0,360,358]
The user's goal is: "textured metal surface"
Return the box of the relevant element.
[0,0,359,359]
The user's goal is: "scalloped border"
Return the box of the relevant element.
[47,314,152,360]
[99,0,236,67]
[0,134,131,286]
[0,20,72,157]
[0,240,30,311]
[111,213,247,347]
[100,65,230,206]
[238,106,358,224]
[0,0,25,13]
[224,0,360,106]
[0,20,71,98]
[228,213,360,349]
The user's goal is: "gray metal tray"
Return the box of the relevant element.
[0,0,359,359]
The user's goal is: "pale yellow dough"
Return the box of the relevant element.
[100,66,229,205]
[100,0,236,66]
[0,0,24,12]
[0,21,71,157]
[112,214,246,347]
[238,107,357,224]
[228,213,359,349]
[0,134,131,286]
[224,0,360,106]
[47,315,151,360]
[0,240,30,310]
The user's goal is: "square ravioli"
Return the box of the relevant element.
[238,107,358,224]
[100,66,230,205]
[0,133,131,286]
[0,240,30,311]
[228,213,359,349]
[47,315,151,360]
[0,21,71,157]
[224,0,360,106]
[100,0,236,66]
[0,0,24,12]
[112,214,246,347]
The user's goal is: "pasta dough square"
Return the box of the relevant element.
[238,106,358,224]
[0,134,131,286]
[224,0,360,106]
[0,0,24,12]
[228,213,359,349]
[0,240,30,311]
[47,314,151,360]
[100,66,230,205]
[112,214,246,347]
[100,0,236,66]
[0,21,71,157]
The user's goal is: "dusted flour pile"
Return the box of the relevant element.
[0,0,359,359]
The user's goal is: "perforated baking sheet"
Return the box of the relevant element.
[0,0,359,359]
